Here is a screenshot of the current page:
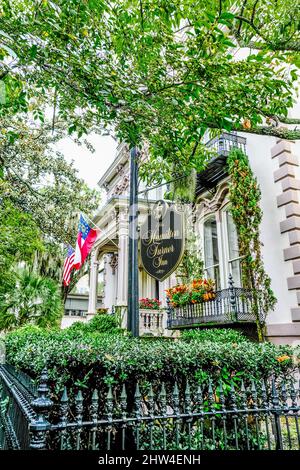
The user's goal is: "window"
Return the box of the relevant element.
[226,211,242,286]
[202,208,242,289]
[203,216,220,288]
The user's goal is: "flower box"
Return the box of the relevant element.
[166,278,216,308]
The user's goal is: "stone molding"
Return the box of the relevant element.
[272,140,300,323]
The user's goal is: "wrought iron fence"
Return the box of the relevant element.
[167,275,264,329]
[0,364,299,451]
[0,364,37,450]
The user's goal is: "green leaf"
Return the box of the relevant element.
[291,69,298,81]
[29,45,38,58]
[220,12,235,20]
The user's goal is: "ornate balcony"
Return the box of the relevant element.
[167,276,264,329]
[196,132,247,196]
[206,132,247,156]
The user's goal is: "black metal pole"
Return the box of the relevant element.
[127,146,139,336]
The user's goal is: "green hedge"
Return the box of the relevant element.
[4,326,299,403]
[67,313,121,335]
[180,328,250,344]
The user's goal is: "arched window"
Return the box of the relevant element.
[226,211,242,286]
[204,216,220,288]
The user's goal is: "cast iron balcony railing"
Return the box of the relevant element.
[196,132,247,195]
[167,275,264,329]
[206,132,247,156]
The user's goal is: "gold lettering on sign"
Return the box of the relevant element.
[147,244,174,258]
[153,256,168,268]
[143,229,180,246]
[140,204,185,281]
[144,230,176,269]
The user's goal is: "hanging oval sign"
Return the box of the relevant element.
[140,200,185,281]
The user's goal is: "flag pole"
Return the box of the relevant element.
[127,146,139,337]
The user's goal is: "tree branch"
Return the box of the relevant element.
[279,117,300,125]
[235,126,300,140]
[218,0,222,17]
[235,15,269,42]
[191,140,200,158]
[234,38,300,52]
[205,122,300,140]
[233,13,300,52]
[139,0,144,32]
[250,0,259,24]
[237,0,248,37]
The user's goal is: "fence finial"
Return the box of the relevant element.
[228,273,237,320]
[91,388,99,423]
[271,377,283,450]
[29,368,52,450]
[173,382,180,414]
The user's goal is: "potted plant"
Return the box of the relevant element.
[139,298,161,310]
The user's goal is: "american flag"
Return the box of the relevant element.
[63,245,75,286]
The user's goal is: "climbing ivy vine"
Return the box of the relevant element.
[176,230,204,284]
[227,148,276,341]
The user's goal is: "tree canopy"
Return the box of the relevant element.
[0,200,43,295]
[0,111,100,244]
[227,0,300,57]
[0,108,100,293]
[0,0,299,185]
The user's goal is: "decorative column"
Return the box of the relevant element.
[87,249,99,317]
[102,254,117,312]
[117,208,129,305]
[116,208,129,329]
[146,274,153,298]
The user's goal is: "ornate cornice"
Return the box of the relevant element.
[109,253,118,275]
[196,183,229,216]
[114,175,129,195]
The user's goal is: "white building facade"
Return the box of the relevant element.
[81,115,300,344]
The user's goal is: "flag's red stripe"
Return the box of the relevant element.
[63,252,75,286]
[63,254,74,278]
[64,254,75,275]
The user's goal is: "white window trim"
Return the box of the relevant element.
[202,214,223,289]
[200,205,243,290]
[221,206,243,287]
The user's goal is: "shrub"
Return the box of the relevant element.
[67,313,121,335]
[4,326,299,405]
[86,313,120,334]
[180,328,250,344]
[66,321,87,332]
